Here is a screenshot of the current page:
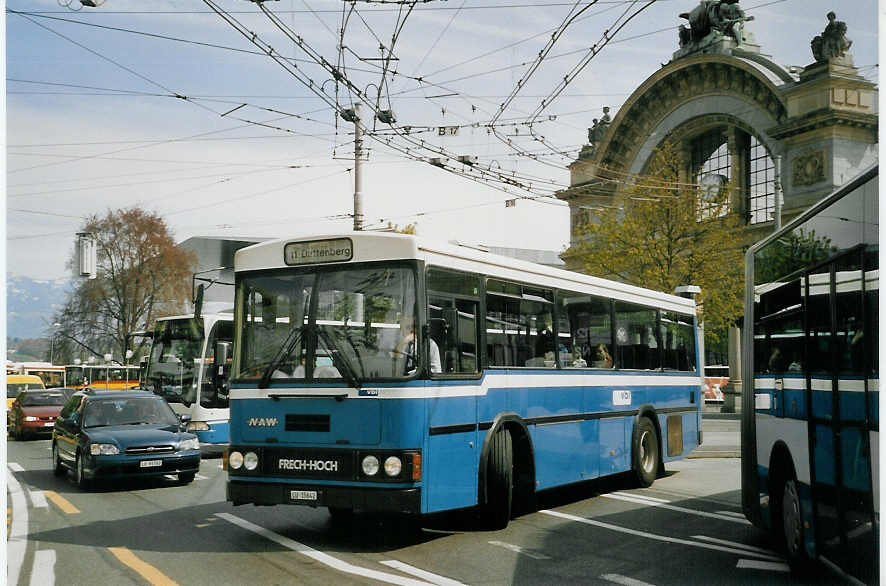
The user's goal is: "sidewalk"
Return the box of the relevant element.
[690,411,741,458]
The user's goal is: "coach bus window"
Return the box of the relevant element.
[426,268,481,375]
[660,311,696,371]
[486,280,554,367]
[614,302,659,370]
[558,292,613,368]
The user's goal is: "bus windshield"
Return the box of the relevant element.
[146,318,204,403]
[65,366,85,387]
[236,264,417,383]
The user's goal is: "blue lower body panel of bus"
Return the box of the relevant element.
[194,420,230,445]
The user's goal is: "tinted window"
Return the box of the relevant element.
[82,397,178,427]
[486,280,555,367]
[559,292,612,368]
[20,392,68,407]
[614,302,659,369]
[660,311,697,371]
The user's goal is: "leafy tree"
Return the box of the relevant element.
[572,142,746,345]
[51,208,195,364]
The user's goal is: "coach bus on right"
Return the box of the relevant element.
[742,164,878,583]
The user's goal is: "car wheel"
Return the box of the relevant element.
[52,443,66,477]
[74,452,91,489]
[179,472,196,484]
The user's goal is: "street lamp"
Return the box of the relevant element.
[50,322,61,365]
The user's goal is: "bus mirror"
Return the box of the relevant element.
[215,342,231,366]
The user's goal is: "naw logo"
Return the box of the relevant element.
[246,417,279,427]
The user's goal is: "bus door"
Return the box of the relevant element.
[806,251,876,577]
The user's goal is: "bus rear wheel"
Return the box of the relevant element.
[632,417,659,488]
[482,428,513,530]
[781,478,807,568]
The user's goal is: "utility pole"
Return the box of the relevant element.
[349,103,364,231]
[773,155,782,231]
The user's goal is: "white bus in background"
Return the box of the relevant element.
[143,308,233,451]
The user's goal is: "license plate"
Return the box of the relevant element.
[43,422,54,427]
[140,460,163,468]
[290,490,317,501]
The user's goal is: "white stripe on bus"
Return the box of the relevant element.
[231,373,702,400]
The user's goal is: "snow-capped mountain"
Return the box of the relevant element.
[5,274,70,338]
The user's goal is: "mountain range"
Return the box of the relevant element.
[6,274,70,339]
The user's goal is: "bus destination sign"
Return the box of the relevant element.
[284,238,353,266]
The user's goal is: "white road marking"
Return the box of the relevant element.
[195,474,209,480]
[379,560,467,586]
[8,467,30,586]
[692,535,780,557]
[487,541,551,560]
[614,492,670,503]
[216,512,434,586]
[601,573,657,586]
[29,490,49,508]
[29,550,57,586]
[9,462,25,472]
[540,510,782,561]
[601,493,751,524]
[736,559,790,572]
[715,510,746,519]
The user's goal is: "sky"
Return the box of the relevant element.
[4,0,880,281]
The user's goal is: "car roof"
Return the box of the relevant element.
[79,390,158,400]
[7,375,45,384]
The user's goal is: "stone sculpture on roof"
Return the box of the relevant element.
[678,0,753,49]
[810,12,853,64]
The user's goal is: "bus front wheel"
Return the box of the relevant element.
[483,428,513,530]
[632,417,659,488]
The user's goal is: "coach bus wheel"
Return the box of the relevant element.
[483,428,513,530]
[781,479,806,566]
[632,417,659,488]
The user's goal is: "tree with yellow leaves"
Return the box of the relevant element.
[572,142,745,348]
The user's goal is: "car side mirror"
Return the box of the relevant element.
[178,413,192,430]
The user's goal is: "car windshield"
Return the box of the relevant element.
[236,264,417,383]
[20,392,68,407]
[82,397,179,427]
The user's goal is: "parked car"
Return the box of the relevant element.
[7,374,45,428]
[8,389,68,440]
[703,365,729,402]
[51,390,200,489]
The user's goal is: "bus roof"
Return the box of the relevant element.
[235,232,696,315]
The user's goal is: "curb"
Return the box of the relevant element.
[702,412,741,420]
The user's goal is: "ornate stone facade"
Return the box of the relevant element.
[560,6,877,271]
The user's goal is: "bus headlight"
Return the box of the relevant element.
[90,443,119,455]
[361,455,379,476]
[229,451,244,470]
[186,421,210,432]
[244,451,259,471]
[383,456,402,477]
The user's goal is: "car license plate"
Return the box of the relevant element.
[290,490,317,501]
[43,422,54,427]
[140,460,163,468]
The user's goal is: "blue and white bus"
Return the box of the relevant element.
[742,164,878,583]
[144,311,233,449]
[226,233,702,527]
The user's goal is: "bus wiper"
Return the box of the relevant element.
[258,324,309,389]
[317,327,361,391]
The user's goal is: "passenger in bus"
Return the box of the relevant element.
[593,344,613,368]
[395,315,441,373]
[788,353,802,372]
[534,312,555,361]
[570,347,587,367]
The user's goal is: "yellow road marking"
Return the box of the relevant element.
[108,547,178,586]
[44,491,80,514]
[195,524,209,528]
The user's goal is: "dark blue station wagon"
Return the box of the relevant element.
[52,390,201,489]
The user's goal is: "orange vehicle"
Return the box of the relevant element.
[64,365,139,390]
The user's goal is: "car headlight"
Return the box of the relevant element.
[383,456,402,477]
[229,451,244,470]
[24,416,38,422]
[90,443,119,455]
[179,437,200,451]
[361,455,379,476]
[186,421,210,432]
[243,451,258,471]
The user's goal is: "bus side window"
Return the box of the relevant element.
[426,268,481,375]
[559,292,612,368]
[614,301,659,370]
